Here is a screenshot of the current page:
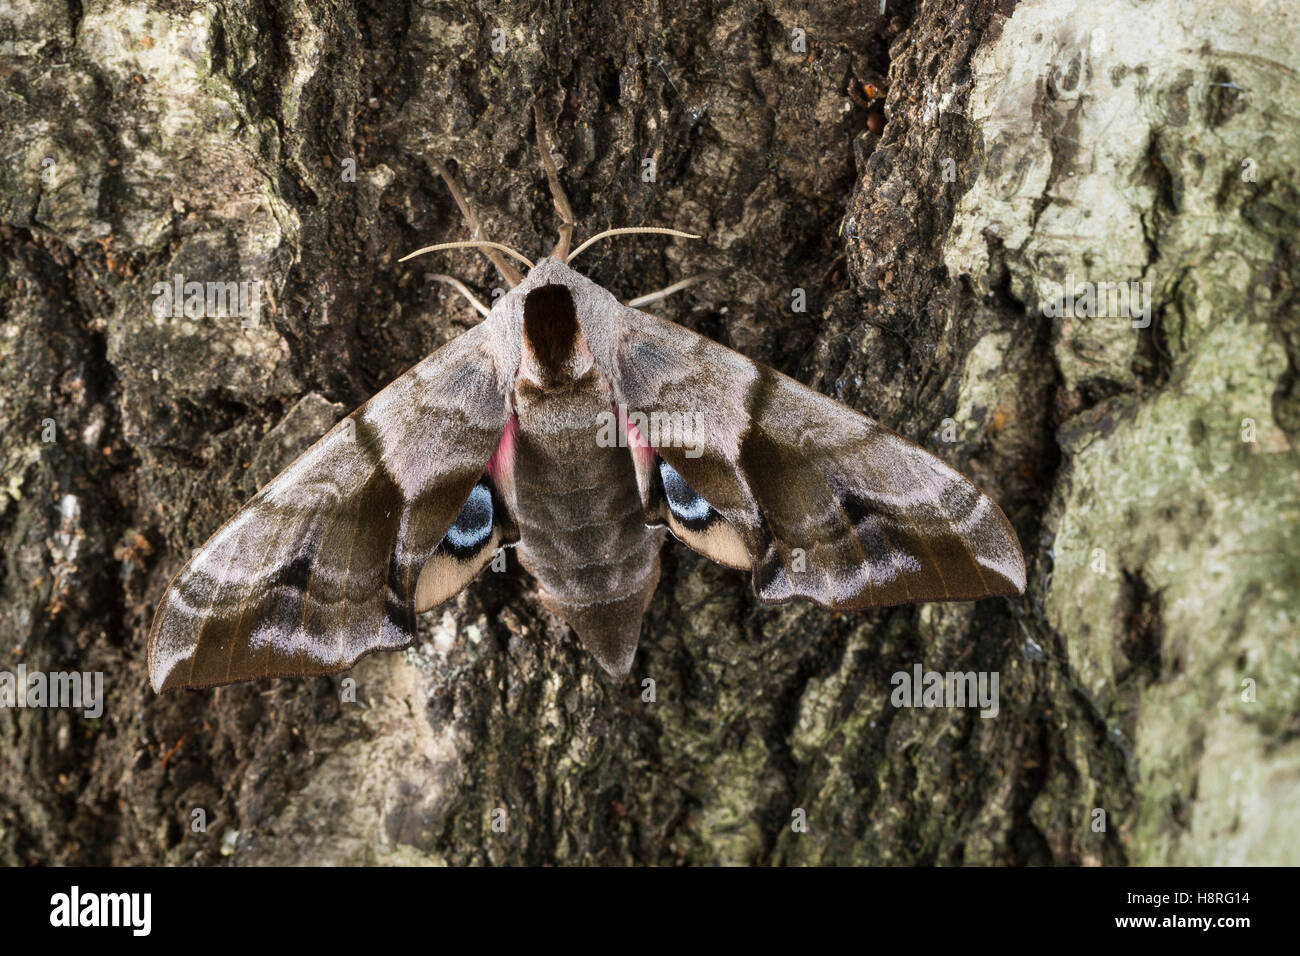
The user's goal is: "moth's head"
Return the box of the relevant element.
[399,219,698,391]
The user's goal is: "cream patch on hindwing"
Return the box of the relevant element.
[414,474,509,614]
[654,456,750,570]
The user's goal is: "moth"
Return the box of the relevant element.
[148,114,1025,692]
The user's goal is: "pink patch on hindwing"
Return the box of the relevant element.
[622,405,658,472]
[487,414,519,494]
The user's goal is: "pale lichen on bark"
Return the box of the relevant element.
[945,0,1300,865]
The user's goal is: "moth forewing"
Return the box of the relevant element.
[147,319,513,691]
[581,284,1027,612]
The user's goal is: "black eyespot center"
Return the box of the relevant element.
[658,458,716,530]
[440,479,495,556]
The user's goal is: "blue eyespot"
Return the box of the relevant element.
[444,482,494,552]
[659,460,713,524]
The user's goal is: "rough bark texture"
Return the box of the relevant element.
[1,0,1296,865]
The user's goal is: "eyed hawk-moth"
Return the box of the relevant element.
[147,150,1024,691]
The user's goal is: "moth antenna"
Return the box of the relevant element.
[428,273,491,317]
[399,240,536,271]
[566,227,701,266]
[430,159,524,287]
[625,272,720,309]
[532,103,576,262]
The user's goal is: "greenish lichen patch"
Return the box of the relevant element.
[950,0,1300,864]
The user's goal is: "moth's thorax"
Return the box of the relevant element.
[512,367,610,429]
[487,257,626,398]
[515,277,596,390]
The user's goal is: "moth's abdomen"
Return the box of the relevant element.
[510,383,662,675]
[512,419,660,603]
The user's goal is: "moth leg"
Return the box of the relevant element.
[532,102,575,261]
[625,273,718,309]
[428,273,490,317]
[431,159,523,287]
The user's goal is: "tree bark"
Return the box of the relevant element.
[1,0,1296,865]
